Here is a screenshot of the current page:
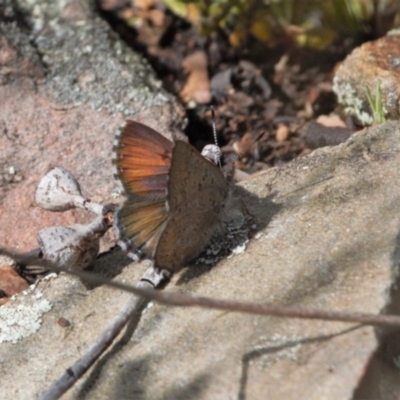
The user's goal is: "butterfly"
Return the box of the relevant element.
[113,120,229,274]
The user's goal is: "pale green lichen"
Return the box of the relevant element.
[333,78,374,126]
[0,288,52,344]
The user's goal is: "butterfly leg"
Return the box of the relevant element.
[141,263,171,288]
[238,199,257,231]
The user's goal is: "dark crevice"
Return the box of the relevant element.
[0,2,49,74]
[353,226,400,399]
[94,1,366,170]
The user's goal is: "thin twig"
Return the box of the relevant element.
[3,246,400,400]
[2,246,400,328]
[69,268,400,326]
[38,268,166,400]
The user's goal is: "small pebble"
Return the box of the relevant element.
[276,124,289,142]
[58,317,71,328]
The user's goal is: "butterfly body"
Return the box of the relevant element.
[114,120,229,273]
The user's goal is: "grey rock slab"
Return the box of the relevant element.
[2,122,400,399]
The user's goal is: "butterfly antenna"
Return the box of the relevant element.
[210,106,222,168]
[226,129,265,182]
[239,130,265,158]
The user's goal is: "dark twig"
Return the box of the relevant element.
[59,267,400,327]
[38,267,168,400]
[2,245,398,328]
[3,246,400,400]
[39,287,149,400]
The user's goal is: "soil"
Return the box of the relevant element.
[97,0,371,175]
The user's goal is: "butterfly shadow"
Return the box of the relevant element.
[238,324,362,400]
[81,245,133,290]
[75,248,155,397]
[108,357,212,400]
[176,186,281,285]
[73,186,280,395]
[353,220,400,398]
[76,297,150,399]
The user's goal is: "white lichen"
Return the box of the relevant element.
[227,240,249,258]
[0,290,52,344]
[332,79,374,126]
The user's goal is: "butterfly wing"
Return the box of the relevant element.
[114,120,173,196]
[114,120,173,257]
[155,141,229,272]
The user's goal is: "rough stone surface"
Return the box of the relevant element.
[2,121,400,399]
[333,32,400,125]
[2,1,400,399]
[0,0,183,253]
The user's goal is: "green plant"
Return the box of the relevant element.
[366,80,387,124]
[161,0,400,49]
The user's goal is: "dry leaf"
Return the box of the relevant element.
[317,114,347,128]
[0,265,29,305]
[180,51,211,104]
[276,123,289,142]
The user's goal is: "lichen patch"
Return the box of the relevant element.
[0,289,52,344]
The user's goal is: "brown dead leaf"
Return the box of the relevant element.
[0,265,29,305]
[180,51,211,104]
[98,0,125,11]
[317,114,347,128]
[276,123,289,142]
[134,0,156,10]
